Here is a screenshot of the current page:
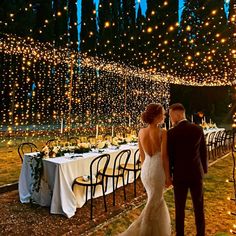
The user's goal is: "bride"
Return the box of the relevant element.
[120,103,172,236]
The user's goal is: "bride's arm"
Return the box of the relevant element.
[161,129,172,187]
[138,130,145,164]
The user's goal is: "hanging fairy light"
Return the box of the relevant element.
[0,34,170,137]
[0,0,234,87]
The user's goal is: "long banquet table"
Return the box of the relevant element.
[18,128,224,218]
[19,144,138,218]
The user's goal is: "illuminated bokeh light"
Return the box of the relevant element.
[0,34,170,137]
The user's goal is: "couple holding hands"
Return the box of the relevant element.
[120,103,207,236]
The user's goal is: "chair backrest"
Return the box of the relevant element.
[215,130,224,141]
[219,130,226,141]
[226,130,234,140]
[227,129,236,149]
[207,131,216,144]
[90,154,110,184]
[46,139,59,149]
[113,149,131,175]
[226,130,232,139]
[18,142,38,162]
[133,149,141,170]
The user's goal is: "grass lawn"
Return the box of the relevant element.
[90,154,236,236]
[0,137,50,186]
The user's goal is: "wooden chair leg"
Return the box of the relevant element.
[90,186,93,219]
[102,183,107,212]
[85,186,88,202]
[105,176,108,192]
[93,185,96,197]
[126,170,129,185]
[212,146,216,159]
[122,175,126,201]
[134,171,137,197]
[112,177,115,206]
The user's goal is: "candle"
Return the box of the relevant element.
[168,118,171,129]
[95,125,98,139]
[129,116,131,127]
[60,118,63,134]
[191,115,193,123]
[210,118,212,124]
[112,126,114,137]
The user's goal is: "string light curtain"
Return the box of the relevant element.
[0,34,169,136]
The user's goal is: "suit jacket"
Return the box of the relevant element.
[167,120,208,183]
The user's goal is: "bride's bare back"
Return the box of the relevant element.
[139,127,162,157]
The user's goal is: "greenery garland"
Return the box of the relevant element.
[29,152,44,193]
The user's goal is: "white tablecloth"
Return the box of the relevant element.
[19,144,138,218]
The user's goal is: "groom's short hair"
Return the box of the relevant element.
[169,103,185,112]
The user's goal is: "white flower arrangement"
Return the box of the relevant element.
[41,145,49,158]
[111,140,119,146]
[97,141,106,149]
[79,143,91,149]
[52,146,61,154]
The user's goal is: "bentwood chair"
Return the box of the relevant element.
[18,142,38,163]
[206,131,216,160]
[100,149,131,206]
[213,130,224,158]
[72,154,110,219]
[120,149,141,197]
[46,138,59,151]
[216,130,227,156]
[225,130,235,152]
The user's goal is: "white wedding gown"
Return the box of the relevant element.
[119,150,171,236]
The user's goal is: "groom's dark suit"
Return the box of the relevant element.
[167,120,207,236]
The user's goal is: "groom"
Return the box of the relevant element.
[167,103,208,236]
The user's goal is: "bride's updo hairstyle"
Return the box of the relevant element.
[141,103,163,124]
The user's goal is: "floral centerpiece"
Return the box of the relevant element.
[111,137,119,146]
[200,122,209,130]
[111,135,138,146]
[74,143,91,154]
[200,122,217,130]
[96,141,110,149]
[125,134,138,143]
